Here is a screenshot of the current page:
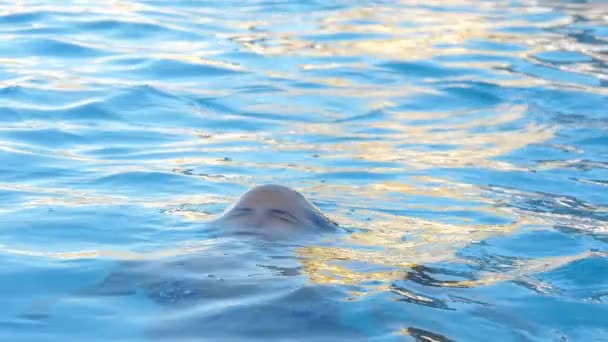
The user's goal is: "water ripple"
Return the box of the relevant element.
[1,0,607,340]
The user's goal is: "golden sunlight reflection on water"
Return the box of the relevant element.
[1,0,606,300]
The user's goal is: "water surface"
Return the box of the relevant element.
[1,0,607,341]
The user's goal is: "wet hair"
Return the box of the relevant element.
[306,209,339,232]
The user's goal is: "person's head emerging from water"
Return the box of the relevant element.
[214,184,337,238]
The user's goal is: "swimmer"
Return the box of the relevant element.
[211,184,338,238]
[21,185,339,322]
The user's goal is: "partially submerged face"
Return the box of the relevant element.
[214,184,337,238]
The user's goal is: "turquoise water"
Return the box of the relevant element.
[1,0,607,340]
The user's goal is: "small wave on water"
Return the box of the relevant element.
[1,0,607,341]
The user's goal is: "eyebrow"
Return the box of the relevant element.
[268,209,298,222]
[228,207,253,217]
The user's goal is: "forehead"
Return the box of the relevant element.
[221,185,337,232]
[234,187,310,213]
[240,187,300,203]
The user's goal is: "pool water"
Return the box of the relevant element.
[1,0,607,340]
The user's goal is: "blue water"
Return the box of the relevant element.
[1,0,607,340]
